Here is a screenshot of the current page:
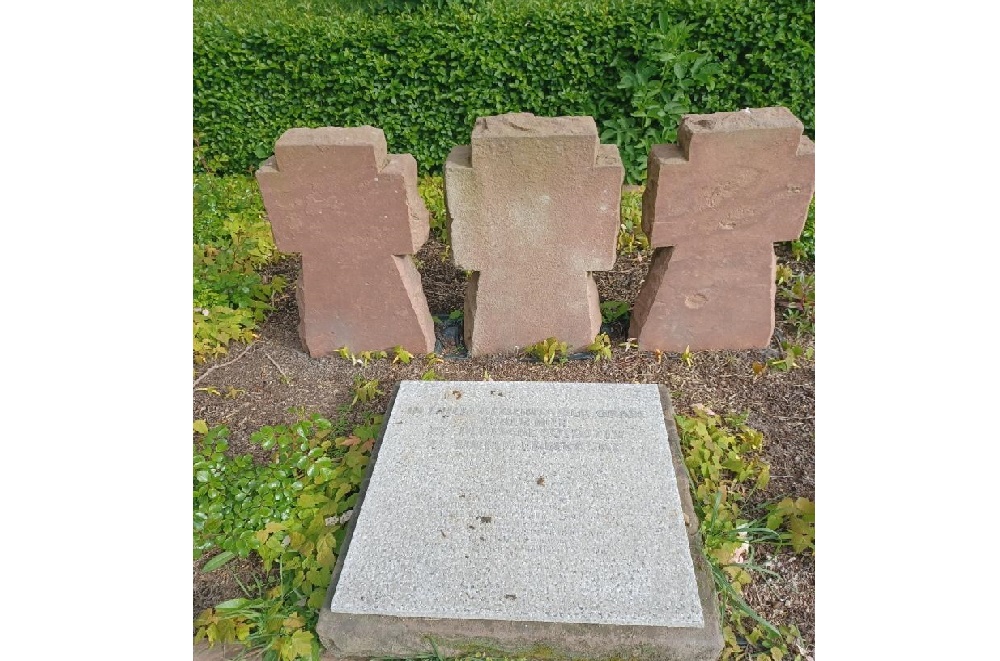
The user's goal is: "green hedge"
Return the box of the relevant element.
[194,0,813,180]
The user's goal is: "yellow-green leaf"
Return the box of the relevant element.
[755,463,770,490]
[307,589,326,610]
[282,613,305,631]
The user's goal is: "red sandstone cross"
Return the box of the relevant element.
[256,127,435,358]
[444,113,624,357]
[629,107,815,351]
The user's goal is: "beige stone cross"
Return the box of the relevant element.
[630,107,815,351]
[445,113,624,356]
[256,126,435,358]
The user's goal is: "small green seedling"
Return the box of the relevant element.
[224,386,246,399]
[336,346,388,366]
[358,350,387,365]
[617,191,650,255]
[768,342,813,372]
[775,263,793,285]
[351,377,382,407]
[586,333,613,362]
[525,337,569,365]
[680,345,694,367]
[392,346,413,365]
[335,346,364,366]
[418,175,448,244]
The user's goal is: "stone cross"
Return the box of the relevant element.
[629,107,815,351]
[445,113,624,356]
[256,126,435,358]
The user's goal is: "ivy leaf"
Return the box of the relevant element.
[193,419,209,434]
[754,464,770,490]
[281,613,305,631]
[297,493,328,508]
[307,589,326,610]
[316,532,336,568]
[337,435,361,448]
[285,630,316,661]
[788,517,815,553]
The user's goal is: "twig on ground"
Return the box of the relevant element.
[265,352,291,383]
[193,343,255,388]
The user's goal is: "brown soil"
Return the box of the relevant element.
[193,238,815,655]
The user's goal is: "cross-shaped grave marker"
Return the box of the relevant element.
[630,107,815,351]
[256,127,435,358]
[445,113,624,356]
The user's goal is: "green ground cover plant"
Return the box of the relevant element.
[194,0,814,183]
[193,172,287,363]
[419,174,449,244]
[616,189,649,254]
[676,407,814,660]
[194,411,382,660]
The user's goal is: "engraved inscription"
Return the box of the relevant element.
[396,402,654,452]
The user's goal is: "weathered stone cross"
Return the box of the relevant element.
[256,126,435,358]
[630,107,815,351]
[445,113,624,356]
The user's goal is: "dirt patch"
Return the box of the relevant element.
[193,238,815,652]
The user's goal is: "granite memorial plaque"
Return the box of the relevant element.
[318,381,723,660]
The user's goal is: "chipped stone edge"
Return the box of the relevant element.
[316,382,724,661]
